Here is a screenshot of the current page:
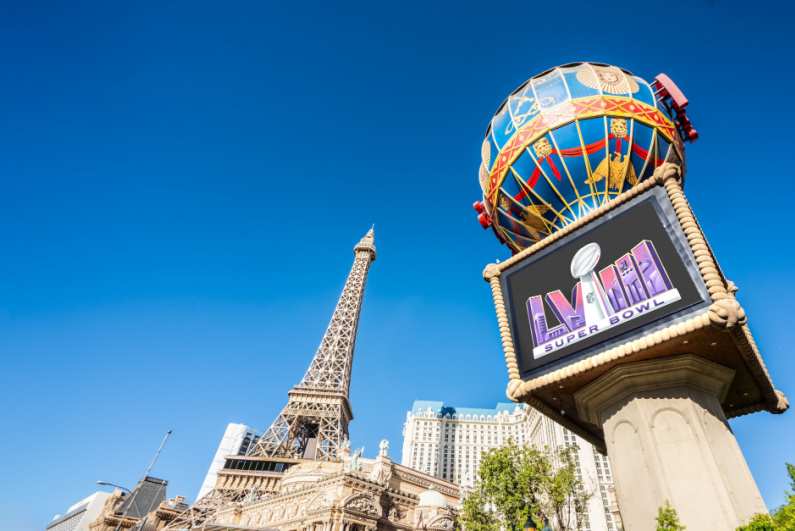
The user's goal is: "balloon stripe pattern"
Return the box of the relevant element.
[479,63,686,253]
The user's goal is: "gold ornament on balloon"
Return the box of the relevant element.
[577,65,639,94]
[585,119,638,190]
[519,204,550,240]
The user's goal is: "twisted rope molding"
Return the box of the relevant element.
[483,165,675,399]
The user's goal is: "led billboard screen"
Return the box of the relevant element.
[501,190,711,379]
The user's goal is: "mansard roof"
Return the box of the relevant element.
[410,400,526,418]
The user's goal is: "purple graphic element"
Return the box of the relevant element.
[546,284,585,332]
[527,295,570,347]
[632,240,673,296]
[616,253,650,305]
[600,264,630,313]
[526,238,678,350]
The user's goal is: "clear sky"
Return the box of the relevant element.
[1,1,793,528]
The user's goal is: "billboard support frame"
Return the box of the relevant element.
[483,163,788,451]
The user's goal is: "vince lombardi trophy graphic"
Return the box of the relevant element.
[570,243,613,326]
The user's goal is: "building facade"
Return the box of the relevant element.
[88,477,190,531]
[197,423,266,500]
[401,401,620,531]
[205,446,462,531]
[46,492,111,531]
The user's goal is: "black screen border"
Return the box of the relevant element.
[500,187,713,381]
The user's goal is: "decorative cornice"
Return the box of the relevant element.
[574,354,736,426]
[391,468,459,498]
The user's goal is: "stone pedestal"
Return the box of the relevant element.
[574,354,767,531]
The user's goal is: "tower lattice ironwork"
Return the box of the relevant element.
[165,229,376,530]
[248,227,376,461]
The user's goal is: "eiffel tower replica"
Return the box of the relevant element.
[166,228,376,530]
[248,227,376,460]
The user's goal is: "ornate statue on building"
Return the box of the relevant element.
[348,447,364,472]
[244,482,260,503]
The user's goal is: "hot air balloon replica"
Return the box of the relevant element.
[477,63,789,530]
[474,62,698,253]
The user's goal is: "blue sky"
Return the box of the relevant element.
[1,1,793,528]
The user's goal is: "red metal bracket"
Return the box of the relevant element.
[652,74,698,143]
[474,201,492,229]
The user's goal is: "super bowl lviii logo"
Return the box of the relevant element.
[527,241,680,358]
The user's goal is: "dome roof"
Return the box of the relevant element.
[418,485,448,508]
[477,62,697,253]
[279,460,342,490]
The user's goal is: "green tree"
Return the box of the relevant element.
[460,440,591,531]
[734,462,795,531]
[771,463,795,531]
[737,513,776,531]
[655,500,685,531]
[459,488,498,531]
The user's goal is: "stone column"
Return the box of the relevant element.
[574,354,767,531]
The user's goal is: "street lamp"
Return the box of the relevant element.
[97,480,129,492]
[94,430,171,531]
[97,480,142,531]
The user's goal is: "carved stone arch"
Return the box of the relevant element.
[610,419,637,444]
[427,515,455,529]
[307,493,332,512]
[651,406,690,428]
[649,405,724,514]
[342,492,382,517]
